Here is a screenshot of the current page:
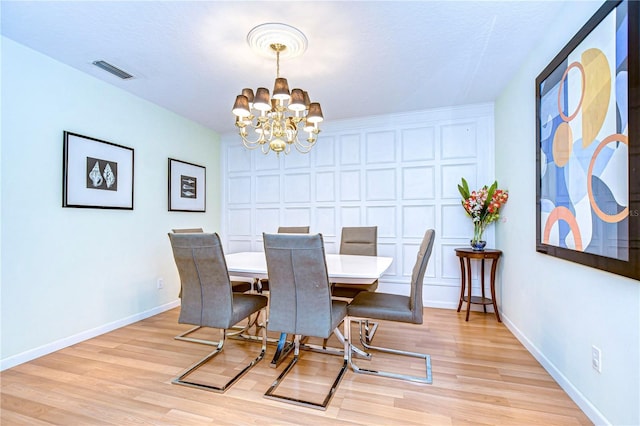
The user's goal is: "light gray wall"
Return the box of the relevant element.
[0,37,222,368]
[494,2,639,425]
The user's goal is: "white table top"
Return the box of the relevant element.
[225,251,393,284]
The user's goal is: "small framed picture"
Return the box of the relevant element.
[168,158,206,212]
[62,131,134,209]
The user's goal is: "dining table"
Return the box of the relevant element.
[225,251,392,284]
[225,251,393,366]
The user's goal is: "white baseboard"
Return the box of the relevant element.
[500,312,609,426]
[0,300,180,371]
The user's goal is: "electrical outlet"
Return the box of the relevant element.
[157,278,164,289]
[592,345,601,373]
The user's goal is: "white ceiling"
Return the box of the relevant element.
[1,1,571,135]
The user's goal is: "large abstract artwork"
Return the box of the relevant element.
[536,0,639,280]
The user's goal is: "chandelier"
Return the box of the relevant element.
[231,23,323,155]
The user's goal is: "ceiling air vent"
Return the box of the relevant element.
[92,60,134,80]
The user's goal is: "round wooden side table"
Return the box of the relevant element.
[454,248,502,322]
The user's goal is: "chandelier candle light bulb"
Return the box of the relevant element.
[458,178,509,251]
[232,23,323,156]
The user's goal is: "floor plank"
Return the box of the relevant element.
[0,307,592,425]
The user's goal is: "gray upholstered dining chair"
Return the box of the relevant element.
[171,228,204,233]
[172,229,207,300]
[168,232,268,392]
[262,232,349,410]
[330,226,380,345]
[331,226,379,299]
[172,228,252,295]
[345,228,436,384]
[258,225,309,292]
[276,225,310,233]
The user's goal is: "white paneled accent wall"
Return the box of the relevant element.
[221,104,495,308]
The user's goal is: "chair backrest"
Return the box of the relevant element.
[168,232,234,329]
[340,226,377,256]
[409,229,436,323]
[172,228,204,233]
[277,226,310,234]
[263,233,334,338]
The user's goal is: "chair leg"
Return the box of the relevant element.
[177,311,275,346]
[363,319,379,344]
[346,317,432,384]
[264,331,349,411]
[176,322,256,346]
[269,332,295,368]
[173,312,268,393]
[174,325,214,345]
[228,310,277,344]
[333,326,371,360]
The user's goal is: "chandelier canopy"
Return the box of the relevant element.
[232,23,323,155]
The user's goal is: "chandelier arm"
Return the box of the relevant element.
[238,126,268,148]
[241,138,262,150]
[292,137,316,153]
[247,120,264,130]
[293,141,315,154]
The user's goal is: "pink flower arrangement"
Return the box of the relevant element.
[458,178,509,243]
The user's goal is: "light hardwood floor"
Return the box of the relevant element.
[1,307,592,425]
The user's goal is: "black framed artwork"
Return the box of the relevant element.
[168,158,206,212]
[535,0,639,280]
[62,131,134,209]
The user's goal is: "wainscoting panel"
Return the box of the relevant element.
[366,169,396,200]
[221,104,495,307]
[228,176,251,204]
[340,134,361,165]
[441,122,478,159]
[402,166,435,199]
[227,144,251,172]
[283,207,311,227]
[401,242,437,278]
[255,175,280,204]
[313,135,336,167]
[315,171,335,202]
[315,207,337,237]
[340,170,361,201]
[283,173,311,203]
[227,239,253,253]
[402,205,435,238]
[378,242,398,276]
[255,151,279,171]
[255,208,280,234]
[228,208,252,235]
[284,149,311,169]
[441,243,464,280]
[366,130,396,164]
[366,206,397,238]
[401,126,436,162]
[441,204,473,239]
[341,206,362,228]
